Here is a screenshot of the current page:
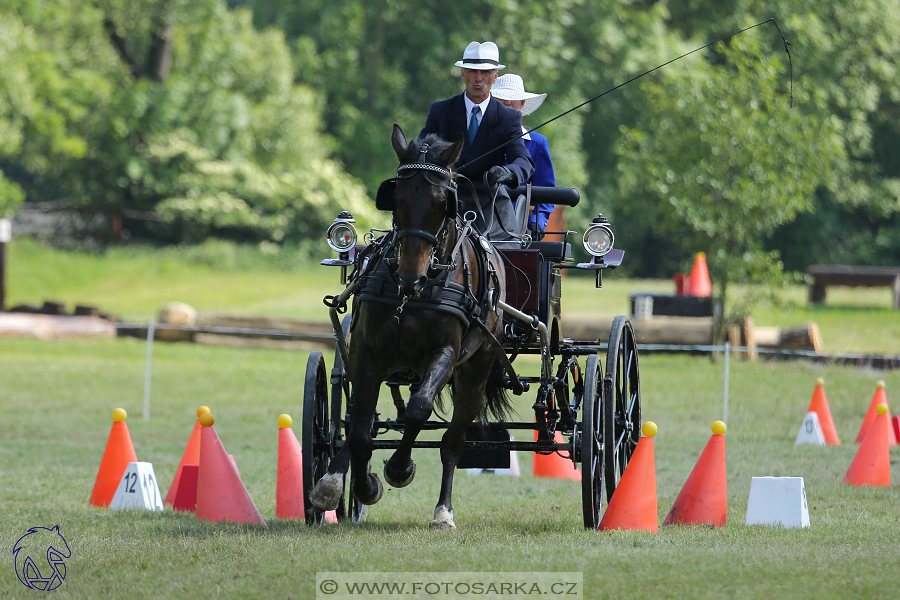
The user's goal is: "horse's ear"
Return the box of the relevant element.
[441,133,465,167]
[391,124,408,160]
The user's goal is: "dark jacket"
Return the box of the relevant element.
[420,93,534,187]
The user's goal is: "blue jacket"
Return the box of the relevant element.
[420,93,534,187]
[522,130,556,231]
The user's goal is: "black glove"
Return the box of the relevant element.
[486,165,516,188]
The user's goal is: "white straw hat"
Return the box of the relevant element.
[454,41,505,70]
[491,74,547,116]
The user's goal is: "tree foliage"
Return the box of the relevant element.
[616,39,844,326]
[3,0,900,276]
[1,0,377,242]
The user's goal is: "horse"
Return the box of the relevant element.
[310,124,512,529]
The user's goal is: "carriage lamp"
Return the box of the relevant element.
[326,211,357,252]
[582,214,614,257]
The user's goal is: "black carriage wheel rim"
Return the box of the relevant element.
[581,353,604,529]
[303,352,331,525]
[604,316,641,502]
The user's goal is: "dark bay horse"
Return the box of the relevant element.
[310,125,510,529]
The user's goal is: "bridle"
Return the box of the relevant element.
[394,142,459,249]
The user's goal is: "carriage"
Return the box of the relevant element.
[302,128,641,530]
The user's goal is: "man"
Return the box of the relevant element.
[490,73,555,237]
[420,42,534,240]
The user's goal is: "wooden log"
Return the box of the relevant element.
[727,324,741,355]
[743,316,758,360]
[753,321,821,352]
[564,316,713,346]
[0,313,116,340]
[778,322,822,352]
[194,312,334,335]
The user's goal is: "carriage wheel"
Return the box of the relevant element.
[603,315,641,501]
[580,353,605,529]
[303,351,338,525]
[330,314,365,522]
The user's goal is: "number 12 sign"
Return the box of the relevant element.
[109,462,164,511]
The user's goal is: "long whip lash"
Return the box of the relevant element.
[459,18,794,172]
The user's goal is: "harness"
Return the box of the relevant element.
[331,143,523,394]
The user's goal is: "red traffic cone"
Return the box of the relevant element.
[165,405,210,507]
[892,416,900,444]
[533,430,581,481]
[196,413,266,526]
[808,378,840,446]
[276,414,305,520]
[172,464,199,512]
[686,252,711,297]
[598,422,658,532]
[663,421,728,527]
[90,408,139,508]
[854,381,897,446]
[843,404,891,487]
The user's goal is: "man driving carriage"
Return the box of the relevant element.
[420,41,534,241]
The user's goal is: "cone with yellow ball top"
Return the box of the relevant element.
[854,381,897,446]
[276,413,306,520]
[90,408,139,508]
[663,421,728,527]
[843,404,891,487]
[597,422,658,532]
[196,412,266,526]
[165,405,212,507]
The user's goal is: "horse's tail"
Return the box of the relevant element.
[480,359,514,423]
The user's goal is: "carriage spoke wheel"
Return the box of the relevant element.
[603,315,641,502]
[580,353,605,529]
[303,351,337,525]
[330,314,364,523]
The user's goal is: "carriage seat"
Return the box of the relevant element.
[492,240,572,262]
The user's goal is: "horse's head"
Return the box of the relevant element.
[389,124,464,297]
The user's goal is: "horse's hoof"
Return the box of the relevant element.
[354,473,384,506]
[383,458,416,488]
[429,506,456,530]
[309,473,343,511]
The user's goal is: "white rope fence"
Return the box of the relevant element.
[118,321,900,422]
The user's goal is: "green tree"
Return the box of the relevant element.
[2,0,378,243]
[616,39,844,333]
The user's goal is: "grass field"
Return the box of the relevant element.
[1,239,899,599]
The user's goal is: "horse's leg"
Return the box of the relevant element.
[309,364,383,510]
[383,346,454,488]
[430,351,492,530]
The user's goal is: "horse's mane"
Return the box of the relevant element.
[403,134,457,167]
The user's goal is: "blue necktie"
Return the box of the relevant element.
[468,106,480,145]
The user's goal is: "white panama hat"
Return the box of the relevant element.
[491,74,547,116]
[454,41,505,70]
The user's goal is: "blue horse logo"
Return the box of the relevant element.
[13,525,71,591]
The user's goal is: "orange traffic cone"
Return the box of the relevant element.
[808,378,840,446]
[276,414,305,520]
[533,430,581,481]
[854,381,897,446]
[663,421,728,527]
[843,404,891,487]
[165,405,210,507]
[598,422,658,532]
[196,413,266,526]
[90,408,139,508]
[686,252,711,297]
